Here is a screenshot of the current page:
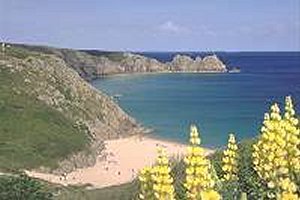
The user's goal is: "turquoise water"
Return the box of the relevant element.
[92,52,300,148]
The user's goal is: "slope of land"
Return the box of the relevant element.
[0,46,143,174]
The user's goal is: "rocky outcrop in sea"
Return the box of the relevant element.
[166,54,227,72]
[93,53,228,76]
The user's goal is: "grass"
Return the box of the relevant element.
[0,66,89,171]
[0,173,139,200]
[55,181,139,200]
[0,173,53,200]
[81,50,126,62]
[4,45,39,59]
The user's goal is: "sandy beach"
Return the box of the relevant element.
[25,135,213,189]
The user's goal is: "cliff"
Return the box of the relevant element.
[167,54,227,72]
[12,44,228,80]
[0,45,144,174]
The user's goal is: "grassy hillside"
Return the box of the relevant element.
[0,173,138,200]
[11,43,124,79]
[80,50,126,62]
[0,173,53,200]
[0,45,140,172]
[55,181,139,200]
[0,62,88,170]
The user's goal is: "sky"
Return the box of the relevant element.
[0,0,300,51]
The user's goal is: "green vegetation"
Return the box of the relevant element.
[81,50,126,62]
[0,67,88,170]
[0,173,53,200]
[0,44,135,172]
[3,45,39,59]
[55,181,139,200]
[210,139,266,199]
[11,43,126,69]
[0,44,137,199]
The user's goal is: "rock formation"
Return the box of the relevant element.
[12,44,228,81]
[166,54,227,72]
[93,53,228,76]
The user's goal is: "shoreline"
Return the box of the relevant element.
[25,135,214,189]
[93,70,229,79]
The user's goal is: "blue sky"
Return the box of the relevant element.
[1,0,299,51]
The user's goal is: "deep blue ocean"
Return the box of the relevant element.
[92,52,300,148]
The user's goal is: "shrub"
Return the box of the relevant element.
[0,173,53,200]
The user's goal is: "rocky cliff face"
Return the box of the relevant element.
[1,47,144,173]
[120,53,167,73]
[13,44,228,80]
[2,54,142,140]
[167,54,227,72]
[89,53,228,76]
[168,55,195,71]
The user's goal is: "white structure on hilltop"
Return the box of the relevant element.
[1,42,11,54]
[1,42,5,52]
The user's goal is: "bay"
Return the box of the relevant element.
[92,52,300,148]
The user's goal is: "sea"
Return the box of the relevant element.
[92,52,300,148]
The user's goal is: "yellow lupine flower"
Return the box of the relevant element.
[151,147,175,200]
[184,125,220,200]
[138,166,154,200]
[252,103,287,184]
[253,96,300,197]
[221,133,238,181]
[279,192,299,200]
[279,178,297,193]
[283,96,300,174]
[200,189,221,200]
[278,178,299,200]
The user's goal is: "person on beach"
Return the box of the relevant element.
[131,169,135,179]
